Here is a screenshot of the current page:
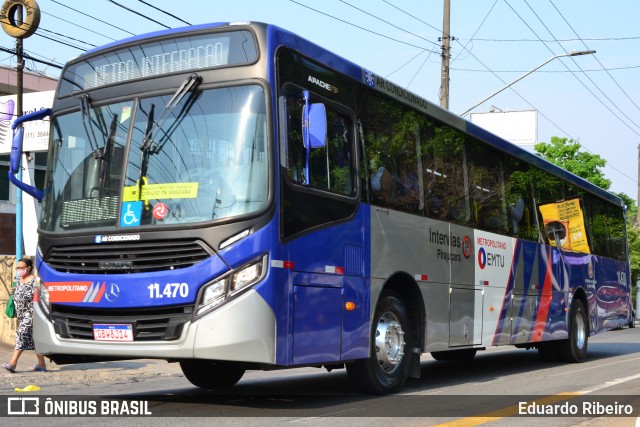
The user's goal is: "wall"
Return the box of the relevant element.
[0,214,15,255]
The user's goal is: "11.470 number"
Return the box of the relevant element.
[147,282,188,299]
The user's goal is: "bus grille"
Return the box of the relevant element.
[50,305,193,341]
[44,239,212,274]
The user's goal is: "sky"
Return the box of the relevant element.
[1,0,639,202]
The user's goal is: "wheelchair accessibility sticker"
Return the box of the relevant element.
[120,201,142,227]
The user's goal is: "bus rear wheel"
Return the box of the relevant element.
[179,360,245,389]
[557,298,588,363]
[346,291,412,394]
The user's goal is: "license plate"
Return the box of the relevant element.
[93,324,133,342]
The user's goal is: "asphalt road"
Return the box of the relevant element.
[1,325,640,426]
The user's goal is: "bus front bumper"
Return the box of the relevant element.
[33,289,276,365]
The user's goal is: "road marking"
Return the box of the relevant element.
[432,371,640,427]
[576,371,640,393]
[546,356,640,378]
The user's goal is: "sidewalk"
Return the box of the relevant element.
[0,341,183,393]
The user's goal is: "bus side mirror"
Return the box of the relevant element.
[304,103,326,149]
[8,108,52,201]
[302,91,326,185]
[544,220,567,249]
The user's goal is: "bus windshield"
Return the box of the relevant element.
[40,85,268,232]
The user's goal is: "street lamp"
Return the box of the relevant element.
[459,50,596,117]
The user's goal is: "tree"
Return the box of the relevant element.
[534,136,611,190]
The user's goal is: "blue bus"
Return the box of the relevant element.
[10,21,632,394]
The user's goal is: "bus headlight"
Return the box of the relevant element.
[230,255,266,294]
[38,280,50,316]
[195,255,267,317]
[197,278,227,315]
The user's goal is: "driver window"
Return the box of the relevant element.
[284,90,355,196]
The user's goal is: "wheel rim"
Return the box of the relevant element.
[374,311,406,373]
[575,309,586,350]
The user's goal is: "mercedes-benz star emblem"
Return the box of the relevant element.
[104,283,120,302]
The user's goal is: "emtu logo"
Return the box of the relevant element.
[478,247,487,269]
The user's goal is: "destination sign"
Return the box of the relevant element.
[59,30,257,95]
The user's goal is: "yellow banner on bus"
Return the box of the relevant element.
[123,182,199,202]
[538,198,590,253]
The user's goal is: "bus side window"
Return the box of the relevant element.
[467,141,507,234]
[421,123,468,224]
[504,157,537,241]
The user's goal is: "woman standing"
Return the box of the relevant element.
[2,258,47,373]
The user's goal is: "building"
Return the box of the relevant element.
[0,64,57,254]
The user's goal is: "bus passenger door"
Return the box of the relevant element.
[449,287,482,346]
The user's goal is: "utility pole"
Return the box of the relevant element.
[15,27,23,261]
[439,0,451,109]
[0,0,41,263]
[637,144,640,225]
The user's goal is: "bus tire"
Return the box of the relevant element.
[431,349,477,362]
[346,291,412,394]
[557,298,588,363]
[0,0,41,39]
[179,360,245,389]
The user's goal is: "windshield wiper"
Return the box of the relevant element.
[79,94,118,202]
[98,113,118,200]
[137,73,202,201]
[79,94,109,159]
[140,73,202,154]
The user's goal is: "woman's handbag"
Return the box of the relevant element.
[4,293,15,318]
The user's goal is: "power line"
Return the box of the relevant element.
[136,0,191,26]
[337,0,439,47]
[463,36,640,42]
[381,0,440,34]
[385,49,430,78]
[407,50,434,88]
[375,0,561,127]
[452,38,576,137]
[514,0,640,136]
[293,0,577,144]
[50,0,136,36]
[33,31,87,51]
[41,10,117,42]
[452,64,640,73]
[107,0,171,29]
[38,27,97,49]
[549,0,640,115]
[0,46,63,69]
[510,0,639,185]
[450,0,498,64]
[289,0,439,53]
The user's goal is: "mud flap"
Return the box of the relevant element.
[409,347,421,379]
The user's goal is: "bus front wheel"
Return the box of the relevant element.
[179,360,245,389]
[346,291,412,394]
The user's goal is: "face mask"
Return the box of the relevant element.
[17,268,28,278]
